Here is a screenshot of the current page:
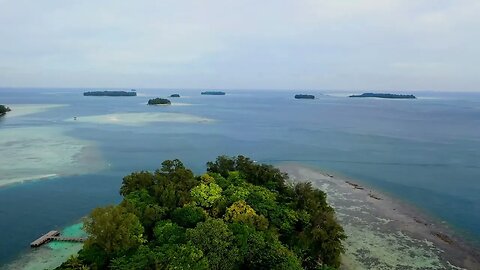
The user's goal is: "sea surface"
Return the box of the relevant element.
[0,88,479,266]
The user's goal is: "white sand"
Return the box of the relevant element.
[66,112,214,126]
[4,104,67,117]
[0,127,105,188]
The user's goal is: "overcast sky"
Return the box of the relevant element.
[0,0,479,91]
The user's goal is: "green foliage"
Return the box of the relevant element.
[56,255,90,270]
[171,205,206,228]
[187,219,240,270]
[110,245,155,270]
[225,200,268,230]
[191,182,223,208]
[0,105,10,115]
[67,156,345,270]
[230,223,302,270]
[120,171,154,196]
[77,243,109,269]
[155,243,210,270]
[153,220,186,245]
[83,205,145,257]
[121,189,167,234]
[147,97,171,105]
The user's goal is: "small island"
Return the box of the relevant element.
[0,104,11,116]
[170,94,180,98]
[147,98,171,105]
[201,91,226,95]
[55,156,345,270]
[294,94,315,99]
[349,93,416,99]
[83,91,137,97]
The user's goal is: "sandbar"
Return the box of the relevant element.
[279,164,480,270]
[4,104,67,117]
[66,112,214,126]
[0,127,105,188]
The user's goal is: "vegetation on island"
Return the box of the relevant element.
[83,91,137,97]
[349,93,416,99]
[56,156,345,270]
[0,104,11,116]
[147,98,171,105]
[295,94,315,99]
[170,94,180,98]
[201,91,226,95]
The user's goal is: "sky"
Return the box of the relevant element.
[0,0,479,91]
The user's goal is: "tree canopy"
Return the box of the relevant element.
[57,155,345,270]
[147,98,171,105]
[0,104,10,115]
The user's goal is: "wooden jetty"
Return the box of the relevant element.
[30,230,86,247]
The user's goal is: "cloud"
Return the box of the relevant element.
[0,0,479,91]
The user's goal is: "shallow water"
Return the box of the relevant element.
[0,88,479,266]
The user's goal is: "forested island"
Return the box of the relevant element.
[349,93,416,99]
[83,91,137,97]
[201,91,226,95]
[0,104,11,116]
[56,156,345,270]
[170,94,180,98]
[295,94,315,99]
[147,98,171,105]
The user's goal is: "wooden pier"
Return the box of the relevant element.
[30,230,86,247]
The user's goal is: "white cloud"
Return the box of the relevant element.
[0,0,479,91]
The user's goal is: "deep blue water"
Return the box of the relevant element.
[0,88,479,265]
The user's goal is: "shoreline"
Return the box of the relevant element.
[279,163,480,270]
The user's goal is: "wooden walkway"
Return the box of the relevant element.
[30,230,86,247]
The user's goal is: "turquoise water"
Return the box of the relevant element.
[0,88,479,266]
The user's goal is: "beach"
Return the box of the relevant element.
[279,164,480,270]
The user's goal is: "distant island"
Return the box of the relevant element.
[83,91,137,97]
[170,94,180,98]
[201,91,226,95]
[295,94,315,99]
[349,93,416,99]
[0,104,11,116]
[148,98,171,105]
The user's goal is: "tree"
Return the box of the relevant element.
[110,245,155,270]
[120,171,154,196]
[0,105,10,115]
[187,219,240,270]
[171,205,207,228]
[83,205,145,257]
[153,220,186,245]
[61,156,345,270]
[224,200,268,230]
[229,223,302,270]
[152,159,198,209]
[191,183,223,209]
[154,243,210,270]
[121,189,167,234]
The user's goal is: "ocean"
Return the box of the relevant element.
[0,88,479,266]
